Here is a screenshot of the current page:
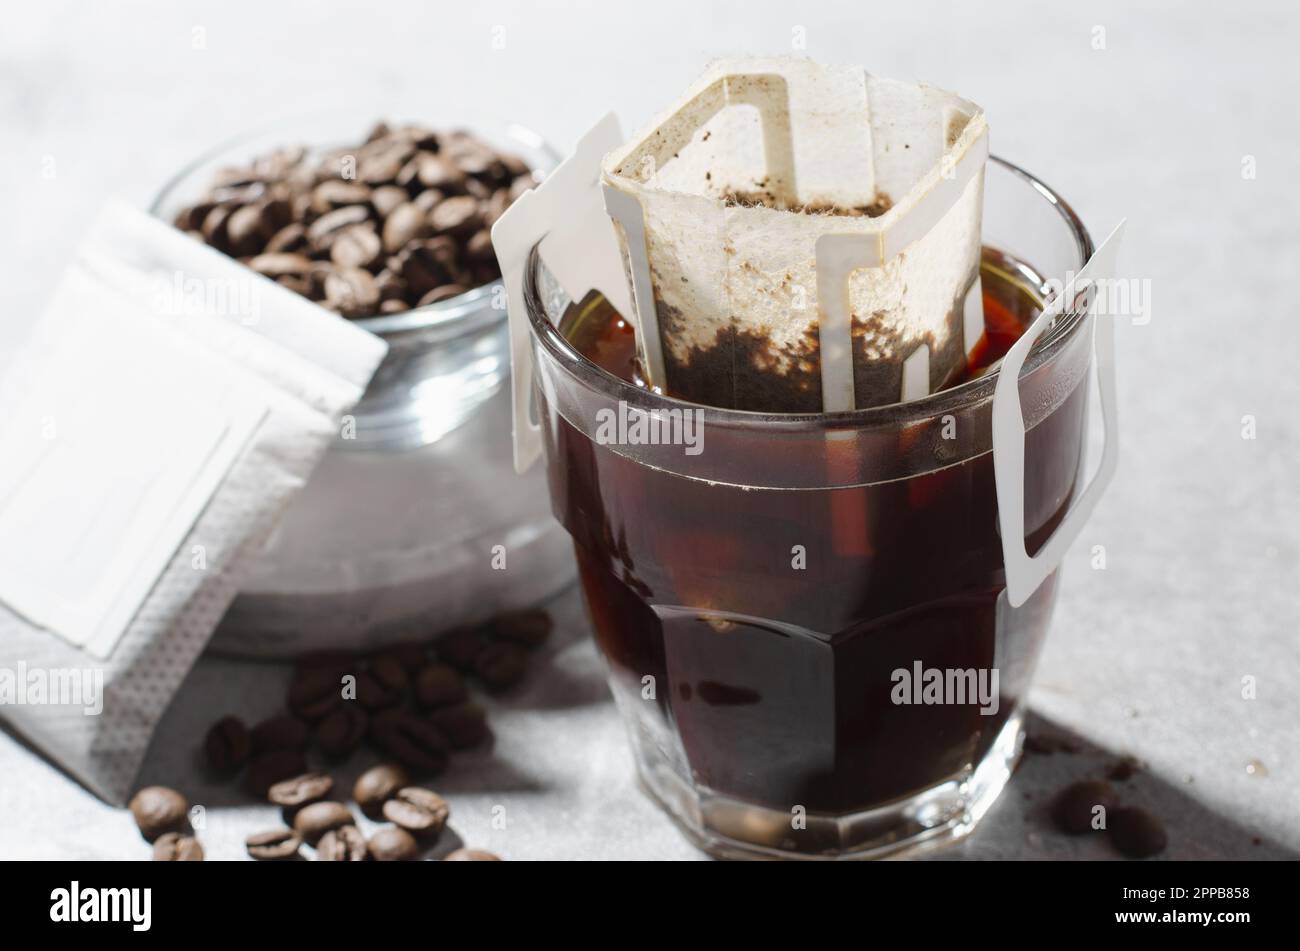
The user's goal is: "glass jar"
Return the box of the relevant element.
[524,157,1097,859]
[151,116,573,656]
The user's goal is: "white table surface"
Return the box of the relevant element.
[2,0,1297,860]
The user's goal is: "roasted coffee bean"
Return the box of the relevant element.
[129,786,189,842]
[431,701,490,750]
[415,153,463,190]
[250,714,310,754]
[171,121,529,316]
[324,266,380,318]
[249,252,313,278]
[353,763,411,816]
[315,705,369,760]
[264,222,308,254]
[368,826,419,862]
[153,832,204,861]
[1051,780,1117,835]
[358,142,414,185]
[311,179,372,214]
[1109,807,1167,858]
[173,201,214,232]
[382,787,450,835]
[371,185,409,219]
[473,641,529,692]
[435,626,489,670]
[330,224,383,269]
[244,750,309,798]
[317,824,368,861]
[225,203,267,257]
[430,195,482,236]
[379,201,431,254]
[370,654,409,693]
[246,827,302,861]
[413,663,468,709]
[308,205,371,249]
[200,204,234,249]
[292,800,356,845]
[288,667,346,721]
[369,711,450,776]
[355,669,403,711]
[444,848,502,861]
[491,609,554,648]
[267,771,334,808]
[399,237,459,296]
[466,228,496,263]
[204,716,250,774]
[258,198,292,237]
[417,284,467,307]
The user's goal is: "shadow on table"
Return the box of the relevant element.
[930,711,1297,861]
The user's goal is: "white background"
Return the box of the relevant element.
[2,0,1298,859]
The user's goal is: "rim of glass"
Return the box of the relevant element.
[148,112,561,339]
[525,155,1095,429]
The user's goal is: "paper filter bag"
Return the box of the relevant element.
[601,57,989,412]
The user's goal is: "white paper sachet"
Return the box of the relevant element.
[601,57,988,412]
[0,199,386,803]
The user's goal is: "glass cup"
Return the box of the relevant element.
[524,157,1095,859]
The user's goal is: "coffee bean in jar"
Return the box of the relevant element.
[171,121,534,318]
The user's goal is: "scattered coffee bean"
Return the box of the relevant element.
[353,763,411,816]
[288,667,346,721]
[244,750,309,799]
[1107,755,1140,782]
[317,824,369,861]
[473,642,529,692]
[368,826,419,862]
[1109,807,1167,858]
[204,716,250,774]
[435,626,488,670]
[369,710,450,776]
[153,831,204,862]
[267,771,334,808]
[355,670,403,711]
[444,848,502,861]
[250,714,310,754]
[431,701,490,750]
[382,787,450,835]
[315,705,368,760]
[491,610,553,648]
[292,800,356,846]
[1051,780,1117,835]
[246,828,302,861]
[129,786,189,842]
[413,663,468,709]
